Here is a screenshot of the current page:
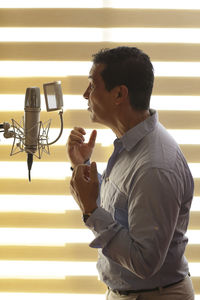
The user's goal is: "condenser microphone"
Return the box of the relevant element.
[1,81,63,182]
[24,87,41,181]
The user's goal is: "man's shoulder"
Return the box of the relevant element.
[138,122,182,169]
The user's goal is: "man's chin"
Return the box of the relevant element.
[89,113,97,122]
[88,111,99,124]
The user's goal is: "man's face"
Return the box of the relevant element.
[83,63,116,126]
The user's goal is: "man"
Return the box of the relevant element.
[68,47,195,299]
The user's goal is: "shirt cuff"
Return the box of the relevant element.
[85,207,122,249]
[70,160,91,171]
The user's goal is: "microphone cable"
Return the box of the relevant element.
[44,110,63,146]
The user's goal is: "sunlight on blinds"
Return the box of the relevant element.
[1,161,200,179]
[0,294,107,300]
[0,28,104,42]
[0,0,104,8]
[0,1,200,299]
[1,28,200,43]
[0,229,93,245]
[110,0,200,9]
[2,195,200,213]
[1,0,200,9]
[1,61,200,77]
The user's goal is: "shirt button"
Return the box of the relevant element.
[105,177,109,182]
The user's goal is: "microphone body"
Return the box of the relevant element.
[24,87,41,181]
[24,87,41,154]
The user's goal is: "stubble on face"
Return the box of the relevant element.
[85,63,118,129]
[87,64,106,122]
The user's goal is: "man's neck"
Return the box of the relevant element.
[111,109,150,138]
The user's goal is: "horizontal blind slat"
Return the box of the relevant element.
[154,77,200,95]
[0,110,106,129]
[0,244,98,261]
[0,244,199,262]
[1,145,200,162]
[0,77,88,94]
[0,179,69,195]
[0,211,83,228]
[0,211,198,229]
[0,277,198,293]
[1,110,200,129]
[158,110,200,129]
[0,144,114,162]
[0,178,200,195]
[1,8,200,27]
[0,277,106,293]
[189,212,200,229]
[1,42,200,61]
[180,145,200,163]
[1,77,200,95]
[185,245,200,262]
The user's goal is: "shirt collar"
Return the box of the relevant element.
[118,109,158,151]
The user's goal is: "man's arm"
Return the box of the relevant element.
[70,162,99,214]
[87,167,187,279]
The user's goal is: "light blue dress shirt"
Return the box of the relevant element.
[86,109,194,291]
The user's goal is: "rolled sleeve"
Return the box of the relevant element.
[86,207,123,248]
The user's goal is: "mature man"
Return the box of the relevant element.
[68,47,194,299]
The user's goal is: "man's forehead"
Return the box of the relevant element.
[89,63,105,79]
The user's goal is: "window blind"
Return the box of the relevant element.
[0,1,200,299]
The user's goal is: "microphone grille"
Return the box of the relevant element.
[25,87,41,109]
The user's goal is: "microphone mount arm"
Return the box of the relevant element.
[0,109,64,157]
[0,122,14,138]
[0,109,64,182]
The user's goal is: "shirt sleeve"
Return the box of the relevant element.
[86,167,186,279]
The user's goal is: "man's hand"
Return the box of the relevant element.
[70,162,99,214]
[67,127,97,168]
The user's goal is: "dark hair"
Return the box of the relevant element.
[92,47,154,110]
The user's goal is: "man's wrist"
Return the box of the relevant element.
[70,159,90,171]
[82,207,97,223]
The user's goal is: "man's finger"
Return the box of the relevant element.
[88,130,97,148]
[74,127,86,135]
[90,161,98,182]
[71,130,85,140]
[69,134,84,144]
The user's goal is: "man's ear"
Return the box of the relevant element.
[115,85,129,105]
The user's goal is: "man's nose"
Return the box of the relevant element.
[83,86,90,99]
